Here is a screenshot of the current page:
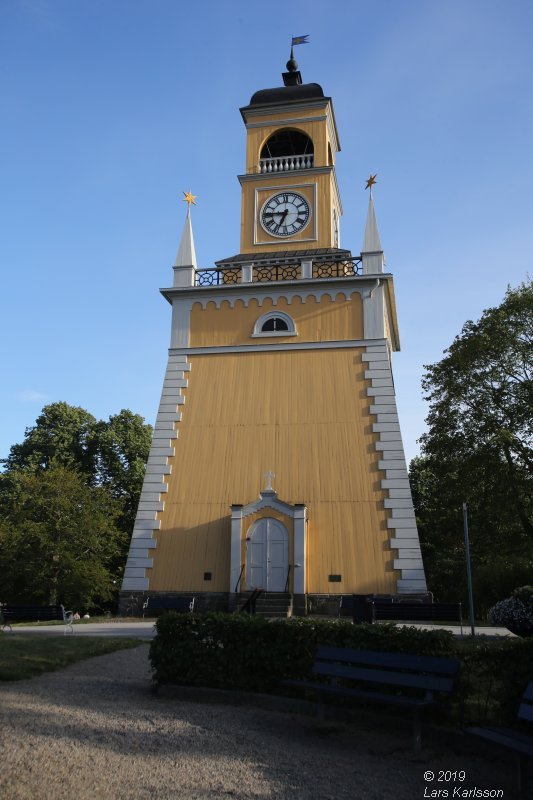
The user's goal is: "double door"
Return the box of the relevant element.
[246,517,288,592]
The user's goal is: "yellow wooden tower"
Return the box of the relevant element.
[120,53,427,615]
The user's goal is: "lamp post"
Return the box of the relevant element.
[462,503,476,636]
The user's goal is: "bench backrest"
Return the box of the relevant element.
[1,605,64,622]
[338,597,462,623]
[518,682,533,724]
[339,596,393,611]
[313,645,459,697]
[144,596,195,612]
[373,603,462,622]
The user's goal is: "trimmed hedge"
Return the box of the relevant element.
[150,613,452,693]
[150,613,533,725]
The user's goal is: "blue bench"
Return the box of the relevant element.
[339,596,463,632]
[142,596,195,616]
[466,681,533,796]
[0,604,74,634]
[282,644,459,751]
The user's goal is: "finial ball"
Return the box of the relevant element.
[286,56,298,72]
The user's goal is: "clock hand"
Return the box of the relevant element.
[274,209,290,232]
[265,209,288,217]
[264,207,290,230]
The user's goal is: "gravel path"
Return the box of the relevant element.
[0,645,511,800]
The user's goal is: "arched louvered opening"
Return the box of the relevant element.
[259,129,314,173]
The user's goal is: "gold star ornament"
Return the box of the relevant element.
[365,174,377,191]
[182,190,197,208]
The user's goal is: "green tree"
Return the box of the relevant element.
[0,467,126,610]
[1,402,152,532]
[0,402,153,608]
[95,409,153,532]
[411,281,533,613]
[2,402,99,479]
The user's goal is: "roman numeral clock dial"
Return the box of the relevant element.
[260,192,310,237]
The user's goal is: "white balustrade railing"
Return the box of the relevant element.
[259,154,314,173]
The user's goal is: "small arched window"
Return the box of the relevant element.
[252,311,297,338]
[261,316,289,332]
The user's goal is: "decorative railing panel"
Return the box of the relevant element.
[193,259,362,286]
[195,268,240,286]
[313,260,362,278]
[254,264,300,282]
[259,154,314,173]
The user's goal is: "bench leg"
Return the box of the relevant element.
[412,709,422,753]
[517,754,528,796]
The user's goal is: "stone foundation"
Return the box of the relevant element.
[118,590,433,617]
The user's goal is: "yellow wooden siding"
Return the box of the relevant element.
[189,294,363,348]
[148,348,396,594]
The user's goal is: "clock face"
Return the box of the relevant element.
[260,192,311,238]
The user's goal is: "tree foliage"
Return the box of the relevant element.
[0,467,126,610]
[1,402,152,525]
[3,402,99,478]
[95,409,153,531]
[411,281,533,612]
[0,402,152,609]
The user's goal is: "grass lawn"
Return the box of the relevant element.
[0,635,141,681]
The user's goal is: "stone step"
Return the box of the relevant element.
[235,592,292,618]
[255,599,291,607]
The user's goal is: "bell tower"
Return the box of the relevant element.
[239,51,342,253]
[119,56,427,617]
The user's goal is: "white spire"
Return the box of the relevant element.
[172,203,197,287]
[361,178,384,274]
[362,192,382,253]
[174,209,197,269]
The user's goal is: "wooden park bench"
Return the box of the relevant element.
[339,596,463,634]
[282,644,459,751]
[142,596,195,617]
[0,604,74,634]
[466,681,533,796]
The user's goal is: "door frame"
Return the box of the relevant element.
[230,489,307,595]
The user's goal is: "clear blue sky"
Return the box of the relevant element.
[1,0,532,465]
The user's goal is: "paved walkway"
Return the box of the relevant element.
[0,645,513,800]
[6,620,514,639]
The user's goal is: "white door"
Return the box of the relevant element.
[246,518,289,592]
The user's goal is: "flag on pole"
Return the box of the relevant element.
[291,35,309,46]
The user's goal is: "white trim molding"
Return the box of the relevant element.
[121,355,191,592]
[363,342,427,594]
[169,337,384,358]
